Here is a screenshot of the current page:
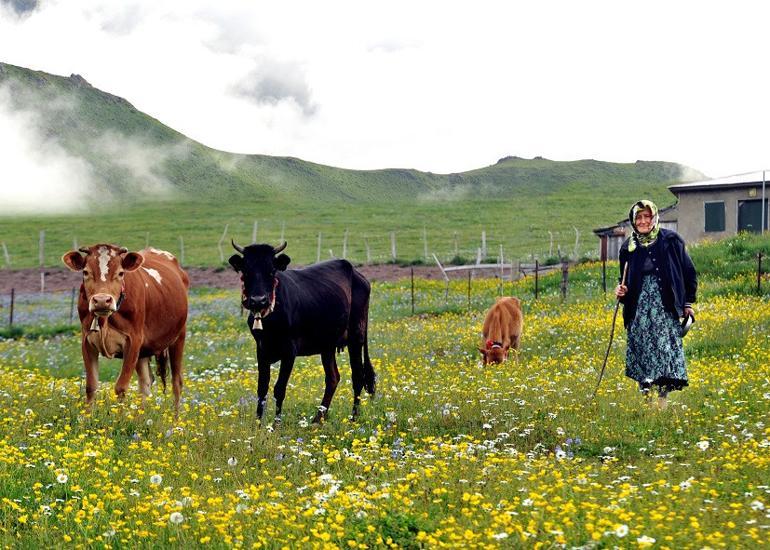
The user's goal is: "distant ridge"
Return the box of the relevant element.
[0,61,706,206]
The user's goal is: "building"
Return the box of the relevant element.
[594,171,769,259]
[668,171,769,243]
[593,204,678,261]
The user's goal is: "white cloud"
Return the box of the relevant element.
[1,0,769,178]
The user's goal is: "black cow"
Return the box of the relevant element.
[229,241,376,423]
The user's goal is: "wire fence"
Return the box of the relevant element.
[0,225,597,270]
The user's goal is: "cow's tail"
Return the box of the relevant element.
[363,332,376,396]
[155,350,169,393]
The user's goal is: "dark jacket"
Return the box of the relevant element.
[618,228,697,329]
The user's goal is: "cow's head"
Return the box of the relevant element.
[62,244,144,316]
[478,340,509,365]
[229,241,290,315]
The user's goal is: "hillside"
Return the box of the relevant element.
[0,61,708,267]
[0,61,704,205]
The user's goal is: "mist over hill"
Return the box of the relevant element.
[0,61,705,215]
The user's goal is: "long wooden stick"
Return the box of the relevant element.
[590,263,628,401]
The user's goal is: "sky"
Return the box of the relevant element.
[1,0,770,190]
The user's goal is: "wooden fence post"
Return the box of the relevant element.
[217,224,229,263]
[390,232,397,262]
[8,288,14,329]
[759,252,764,294]
[252,221,258,244]
[179,236,185,266]
[411,267,415,315]
[1,242,9,267]
[534,260,539,300]
[317,233,322,263]
[561,261,569,301]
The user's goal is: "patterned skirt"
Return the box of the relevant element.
[625,275,688,393]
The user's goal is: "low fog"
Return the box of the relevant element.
[0,83,188,215]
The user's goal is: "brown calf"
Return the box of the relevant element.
[62,244,189,413]
[478,297,524,365]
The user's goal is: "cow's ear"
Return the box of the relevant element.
[62,251,86,272]
[478,347,487,356]
[122,252,144,272]
[228,254,244,272]
[274,254,291,271]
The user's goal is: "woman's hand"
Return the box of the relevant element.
[684,306,694,319]
[614,284,627,298]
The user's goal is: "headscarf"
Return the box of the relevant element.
[627,199,660,252]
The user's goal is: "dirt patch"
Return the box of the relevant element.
[0,264,450,294]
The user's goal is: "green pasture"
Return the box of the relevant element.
[0,184,679,270]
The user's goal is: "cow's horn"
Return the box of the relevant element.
[273,241,287,254]
[231,239,245,254]
[118,247,128,254]
[78,247,90,254]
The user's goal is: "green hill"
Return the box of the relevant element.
[0,61,707,267]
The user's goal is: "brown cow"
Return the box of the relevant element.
[62,244,189,412]
[478,297,524,365]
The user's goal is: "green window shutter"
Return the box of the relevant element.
[704,202,725,232]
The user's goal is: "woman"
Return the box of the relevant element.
[615,200,697,409]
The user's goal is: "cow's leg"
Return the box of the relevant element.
[169,331,186,418]
[256,347,271,422]
[313,349,340,424]
[273,355,296,425]
[512,334,521,364]
[136,357,153,402]
[348,341,365,420]
[114,339,141,401]
[82,340,99,407]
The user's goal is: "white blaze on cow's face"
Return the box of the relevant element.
[62,244,144,316]
[97,246,112,282]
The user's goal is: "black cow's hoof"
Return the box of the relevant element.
[350,401,361,421]
[311,411,327,424]
[365,378,376,396]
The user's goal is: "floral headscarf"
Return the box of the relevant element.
[627,199,660,252]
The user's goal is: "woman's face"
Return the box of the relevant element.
[635,207,654,234]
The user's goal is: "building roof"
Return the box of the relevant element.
[669,170,770,193]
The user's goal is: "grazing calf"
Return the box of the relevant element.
[478,297,524,365]
[62,245,189,413]
[229,241,376,424]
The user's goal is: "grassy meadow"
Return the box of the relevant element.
[1,234,770,548]
[0,183,679,270]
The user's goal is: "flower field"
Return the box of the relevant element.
[1,265,769,548]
